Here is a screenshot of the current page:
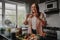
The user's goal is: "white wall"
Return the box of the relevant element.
[46,14,60,27]
[38,2,47,13]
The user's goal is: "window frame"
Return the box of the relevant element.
[0,2,2,27]
[0,0,27,28]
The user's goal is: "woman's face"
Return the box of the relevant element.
[31,3,37,13]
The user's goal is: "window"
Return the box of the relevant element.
[0,2,2,27]
[0,1,27,28]
[5,3,16,27]
[4,2,27,27]
[17,4,26,27]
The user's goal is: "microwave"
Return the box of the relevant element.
[46,1,57,9]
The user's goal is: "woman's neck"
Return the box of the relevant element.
[33,13,39,17]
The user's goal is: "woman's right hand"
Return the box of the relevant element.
[23,20,28,25]
[23,14,29,25]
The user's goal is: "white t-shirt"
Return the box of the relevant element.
[32,16,43,34]
[27,16,43,34]
[32,16,37,30]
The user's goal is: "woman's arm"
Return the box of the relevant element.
[23,14,29,25]
[40,13,46,21]
[40,12,47,27]
[39,12,46,37]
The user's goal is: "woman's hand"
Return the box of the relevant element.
[23,20,28,25]
[42,32,46,37]
[23,14,29,25]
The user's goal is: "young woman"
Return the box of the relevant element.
[24,3,46,40]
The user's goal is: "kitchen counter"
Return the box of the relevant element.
[43,26,60,40]
[44,26,60,31]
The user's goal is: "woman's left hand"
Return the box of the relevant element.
[42,32,46,37]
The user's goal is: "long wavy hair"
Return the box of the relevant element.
[31,3,40,17]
